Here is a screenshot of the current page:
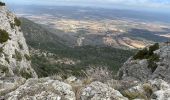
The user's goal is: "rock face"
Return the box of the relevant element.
[1,77,131,100]
[117,43,170,82]
[150,79,170,100]
[0,77,26,98]
[4,78,76,100]
[80,81,128,100]
[122,79,170,100]
[0,6,37,78]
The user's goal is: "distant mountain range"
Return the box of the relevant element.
[10,5,170,23]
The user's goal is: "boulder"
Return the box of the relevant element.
[80,81,128,100]
[4,77,76,100]
[117,44,170,82]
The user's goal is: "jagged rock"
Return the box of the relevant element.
[65,76,83,87]
[80,81,128,100]
[105,79,138,91]
[4,77,76,100]
[0,77,26,98]
[65,76,78,83]
[117,44,170,82]
[122,79,170,100]
[0,6,37,78]
[151,44,170,82]
[150,79,170,100]
[117,58,151,81]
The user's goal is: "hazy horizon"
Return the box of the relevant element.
[3,0,170,13]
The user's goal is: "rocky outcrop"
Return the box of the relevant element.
[0,6,37,78]
[4,77,76,100]
[0,4,38,98]
[0,77,26,98]
[0,76,131,100]
[117,43,170,82]
[2,76,170,100]
[121,79,170,100]
[80,81,128,100]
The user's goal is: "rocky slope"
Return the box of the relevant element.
[117,43,170,82]
[0,5,37,78]
[1,75,170,100]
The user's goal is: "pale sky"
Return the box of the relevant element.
[3,0,170,12]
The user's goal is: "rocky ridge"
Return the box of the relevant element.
[118,43,170,82]
[0,5,37,78]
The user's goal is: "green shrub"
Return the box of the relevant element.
[5,57,10,64]
[133,48,148,59]
[24,54,31,61]
[0,64,9,73]
[20,69,32,79]
[148,43,159,55]
[18,42,23,49]
[148,60,157,73]
[0,29,10,43]
[147,54,159,72]
[133,43,160,72]
[149,54,159,62]
[133,43,159,60]
[15,49,22,61]
[10,23,15,29]
[0,2,5,6]
[14,17,21,26]
[0,47,3,53]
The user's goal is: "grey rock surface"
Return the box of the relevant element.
[118,44,170,82]
[4,77,76,100]
[0,6,37,78]
[80,81,128,100]
[124,79,170,100]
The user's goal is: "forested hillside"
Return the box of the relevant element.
[20,18,134,77]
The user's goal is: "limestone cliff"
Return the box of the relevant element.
[0,6,37,78]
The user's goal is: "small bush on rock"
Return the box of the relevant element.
[148,43,159,55]
[10,23,15,29]
[0,29,10,43]
[14,17,21,26]
[133,43,160,72]
[0,2,5,6]
[20,69,32,79]
[18,42,23,49]
[15,49,22,61]
[133,48,148,59]
[0,64,9,74]
[5,57,10,64]
[133,43,159,60]
[0,47,3,53]
[148,60,158,73]
[24,54,31,61]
